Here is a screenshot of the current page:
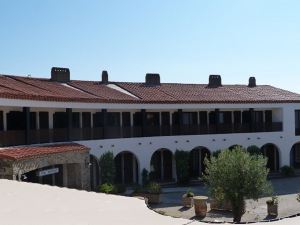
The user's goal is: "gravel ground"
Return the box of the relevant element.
[151,176,300,223]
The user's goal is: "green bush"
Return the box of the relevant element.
[247,145,262,156]
[212,149,222,157]
[185,189,194,197]
[99,183,116,194]
[99,183,126,194]
[280,165,295,177]
[99,151,115,184]
[147,182,161,194]
[175,150,190,184]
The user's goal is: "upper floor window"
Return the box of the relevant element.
[295,110,300,135]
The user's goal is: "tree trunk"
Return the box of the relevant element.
[231,198,245,223]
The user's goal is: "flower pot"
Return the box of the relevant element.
[145,193,160,204]
[267,202,278,216]
[193,196,208,217]
[182,195,194,208]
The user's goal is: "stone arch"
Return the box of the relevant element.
[150,148,173,182]
[114,151,139,185]
[90,155,100,191]
[290,142,300,169]
[189,146,211,178]
[261,143,280,172]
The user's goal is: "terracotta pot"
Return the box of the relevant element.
[182,195,194,208]
[193,196,208,217]
[144,193,160,204]
[267,203,278,216]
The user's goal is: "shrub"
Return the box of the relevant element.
[266,196,278,205]
[280,165,295,177]
[142,168,149,186]
[247,145,262,156]
[184,189,194,197]
[204,147,271,223]
[147,182,161,194]
[99,183,126,194]
[99,183,116,194]
[175,150,190,184]
[99,151,115,184]
[212,149,222,157]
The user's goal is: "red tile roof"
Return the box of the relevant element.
[0,74,299,104]
[0,143,89,160]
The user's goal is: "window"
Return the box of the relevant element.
[72,112,80,128]
[39,112,49,129]
[106,113,120,127]
[182,112,197,125]
[146,112,159,126]
[122,112,131,127]
[295,110,300,135]
[82,112,91,128]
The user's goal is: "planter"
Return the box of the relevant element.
[193,196,208,217]
[182,195,194,208]
[267,202,278,216]
[210,199,232,211]
[134,193,160,204]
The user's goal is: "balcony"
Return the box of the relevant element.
[0,122,283,147]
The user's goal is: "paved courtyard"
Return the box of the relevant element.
[151,176,300,223]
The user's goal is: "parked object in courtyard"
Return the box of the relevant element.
[266,196,278,216]
[193,196,208,217]
[182,189,194,208]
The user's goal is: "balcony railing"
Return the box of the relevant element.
[0,122,283,147]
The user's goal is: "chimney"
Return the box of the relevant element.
[51,67,70,83]
[248,77,256,87]
[101,70,109,84]
[145,73,160,86]
[208,75,222,88]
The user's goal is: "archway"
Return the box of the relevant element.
[290,143,300,169]
[150,149,173,182]
[114,151,139,184]
[90,155,100,191]
[261,143,280,172]
[189,147,210,178]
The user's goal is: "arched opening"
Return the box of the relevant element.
[150,149,173,182]
[22,164,64,187]
[261,143,280,172]
[290,143,300,169]
[189,147,210,178]
[229,145,243,150]
[114,151,139,185]
[90,155,100,191]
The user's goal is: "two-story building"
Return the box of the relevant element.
[0,67,300,191]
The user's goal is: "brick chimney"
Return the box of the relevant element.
[51,67,70,83]
[207,75,222,88]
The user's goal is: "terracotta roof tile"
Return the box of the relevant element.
[0,74,299,104]
[0,143,89,160]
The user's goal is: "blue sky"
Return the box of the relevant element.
[0,1,300,92]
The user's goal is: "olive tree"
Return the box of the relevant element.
[204,147,271,223]
[99,151,116,184]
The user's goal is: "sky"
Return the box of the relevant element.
[0,1,300,92]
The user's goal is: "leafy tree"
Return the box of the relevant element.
[204,146,271,223]
[247,145,262,156]
[99,151,116,184]
[175,150,190,184]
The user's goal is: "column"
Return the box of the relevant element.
[3,109,7,131]
[66,108,72,141]
[141,109,146,137]
[36,112,40,130]
[23,107,30,144]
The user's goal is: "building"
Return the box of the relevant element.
[0,67,300,191]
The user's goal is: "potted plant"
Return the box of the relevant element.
[132,182,161,204]
[182,189,194,207]
[266,196,278,216]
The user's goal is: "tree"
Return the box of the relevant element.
[175,150,190,184]
[204,146,271,223]
[99,151,116,184]
[247,145,262,156]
